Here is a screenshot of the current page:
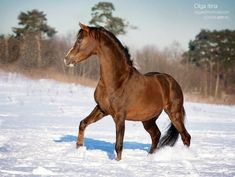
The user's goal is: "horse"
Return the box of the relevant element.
[64,23,191,160]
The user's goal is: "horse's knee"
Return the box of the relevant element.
[79,120,87,130]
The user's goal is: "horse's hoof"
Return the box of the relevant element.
[115,157,121,161]
[115,154,122,161]
[76,143,83,149]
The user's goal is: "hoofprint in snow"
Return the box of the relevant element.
[0,71,234,177]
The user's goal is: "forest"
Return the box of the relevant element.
[0,2,235,104]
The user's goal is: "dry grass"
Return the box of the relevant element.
[0,64,234,105]
[184,93,235,105]
[0,64,97,88]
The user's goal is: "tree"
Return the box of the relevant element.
[12,9,56,38]
[11,10,57,68]
[184,29,235,97]
[89,2,135,35]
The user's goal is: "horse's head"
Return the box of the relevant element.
[64,23,98,67]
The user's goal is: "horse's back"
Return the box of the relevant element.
[144,72,162,76]
[144,71,184,106]
[144,72,182,91]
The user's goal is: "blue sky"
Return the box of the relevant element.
[0,0,234,50]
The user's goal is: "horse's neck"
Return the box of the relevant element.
[97,45,131,91]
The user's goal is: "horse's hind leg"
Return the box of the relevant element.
[142,114,161,154]
[77,105,106,147]
[165,106,191,146]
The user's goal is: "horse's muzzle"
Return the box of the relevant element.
[64,58,75,67]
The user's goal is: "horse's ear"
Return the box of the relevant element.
[79,23,89,33]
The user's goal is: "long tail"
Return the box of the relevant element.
[158,123,179,148]
[158,107,186,148]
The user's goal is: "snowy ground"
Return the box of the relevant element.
[0,70,235,177]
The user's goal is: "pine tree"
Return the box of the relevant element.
[89,2,136,35]
[12,9,56,38]
[184,29,235,97]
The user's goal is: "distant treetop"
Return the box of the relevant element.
[89,2,136,36]
[13,9,57,38]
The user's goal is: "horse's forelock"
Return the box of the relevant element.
[77,29,83,39]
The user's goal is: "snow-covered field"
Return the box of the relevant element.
[0,70,235,177]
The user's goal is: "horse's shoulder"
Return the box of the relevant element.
[94,81,110,113]
[95,80,106,97]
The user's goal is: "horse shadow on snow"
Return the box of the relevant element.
[54,135,150,159]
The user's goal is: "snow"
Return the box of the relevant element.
[0,70,235,177]
[32,167,56,175]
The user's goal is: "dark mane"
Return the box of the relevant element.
[89,27,133,66]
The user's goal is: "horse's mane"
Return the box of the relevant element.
[78,27,133,66]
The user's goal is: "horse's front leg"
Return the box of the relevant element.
[114,116,125,161]
[77,105,106,148]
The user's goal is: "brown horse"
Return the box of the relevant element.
[64,23,191,160]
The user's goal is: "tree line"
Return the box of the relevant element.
[0,2,235,103]
[183,29,235,98]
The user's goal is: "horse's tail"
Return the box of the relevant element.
[158,107,186,148]
[158,123,179,148]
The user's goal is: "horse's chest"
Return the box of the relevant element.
[94,86,125,116]
[94,87,111,113]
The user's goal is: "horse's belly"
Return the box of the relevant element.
[126,103,163,121]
